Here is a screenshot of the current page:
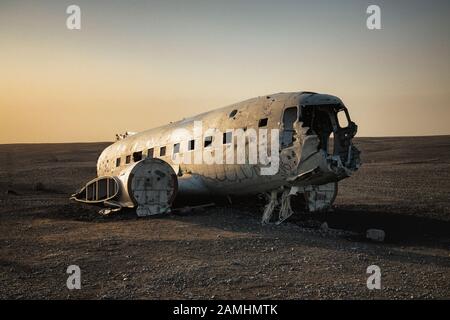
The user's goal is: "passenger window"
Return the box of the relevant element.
[258,118,268,127]
[147,148,154,158]
[204,136,213,148]
[125,155,131,164]
[188,140,195,151]
[173,143,180,154]
[116,158,121,167]
[337,110,349,128]
[223,132,232,144]
[133,151,142,162]
[160,146,166,156]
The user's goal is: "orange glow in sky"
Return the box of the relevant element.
[1,0,449,143]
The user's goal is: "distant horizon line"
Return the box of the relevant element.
[1,134,449,146]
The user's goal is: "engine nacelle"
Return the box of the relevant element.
[71,158,178,216]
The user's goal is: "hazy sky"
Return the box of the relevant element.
[1,0,449,143]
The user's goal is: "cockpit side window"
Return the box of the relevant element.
[337,110,349,128]
[281,107,298,148]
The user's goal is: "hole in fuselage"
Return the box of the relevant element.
[300,105,340,155]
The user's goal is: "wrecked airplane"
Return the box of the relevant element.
[71,91,361,223]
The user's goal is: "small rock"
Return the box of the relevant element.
[320,222,329,231]
[366,229,385,242]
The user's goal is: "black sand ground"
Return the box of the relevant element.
[0,136,449,299]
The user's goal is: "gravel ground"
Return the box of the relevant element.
[0,136,449,299]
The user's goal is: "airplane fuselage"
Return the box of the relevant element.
[96,92,360,201]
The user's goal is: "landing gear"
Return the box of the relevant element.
[261,188,295,225]
[261,182,338,224]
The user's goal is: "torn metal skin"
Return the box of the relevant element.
[71,91,360,223]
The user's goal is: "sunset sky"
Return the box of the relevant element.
[1,0,449,143]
